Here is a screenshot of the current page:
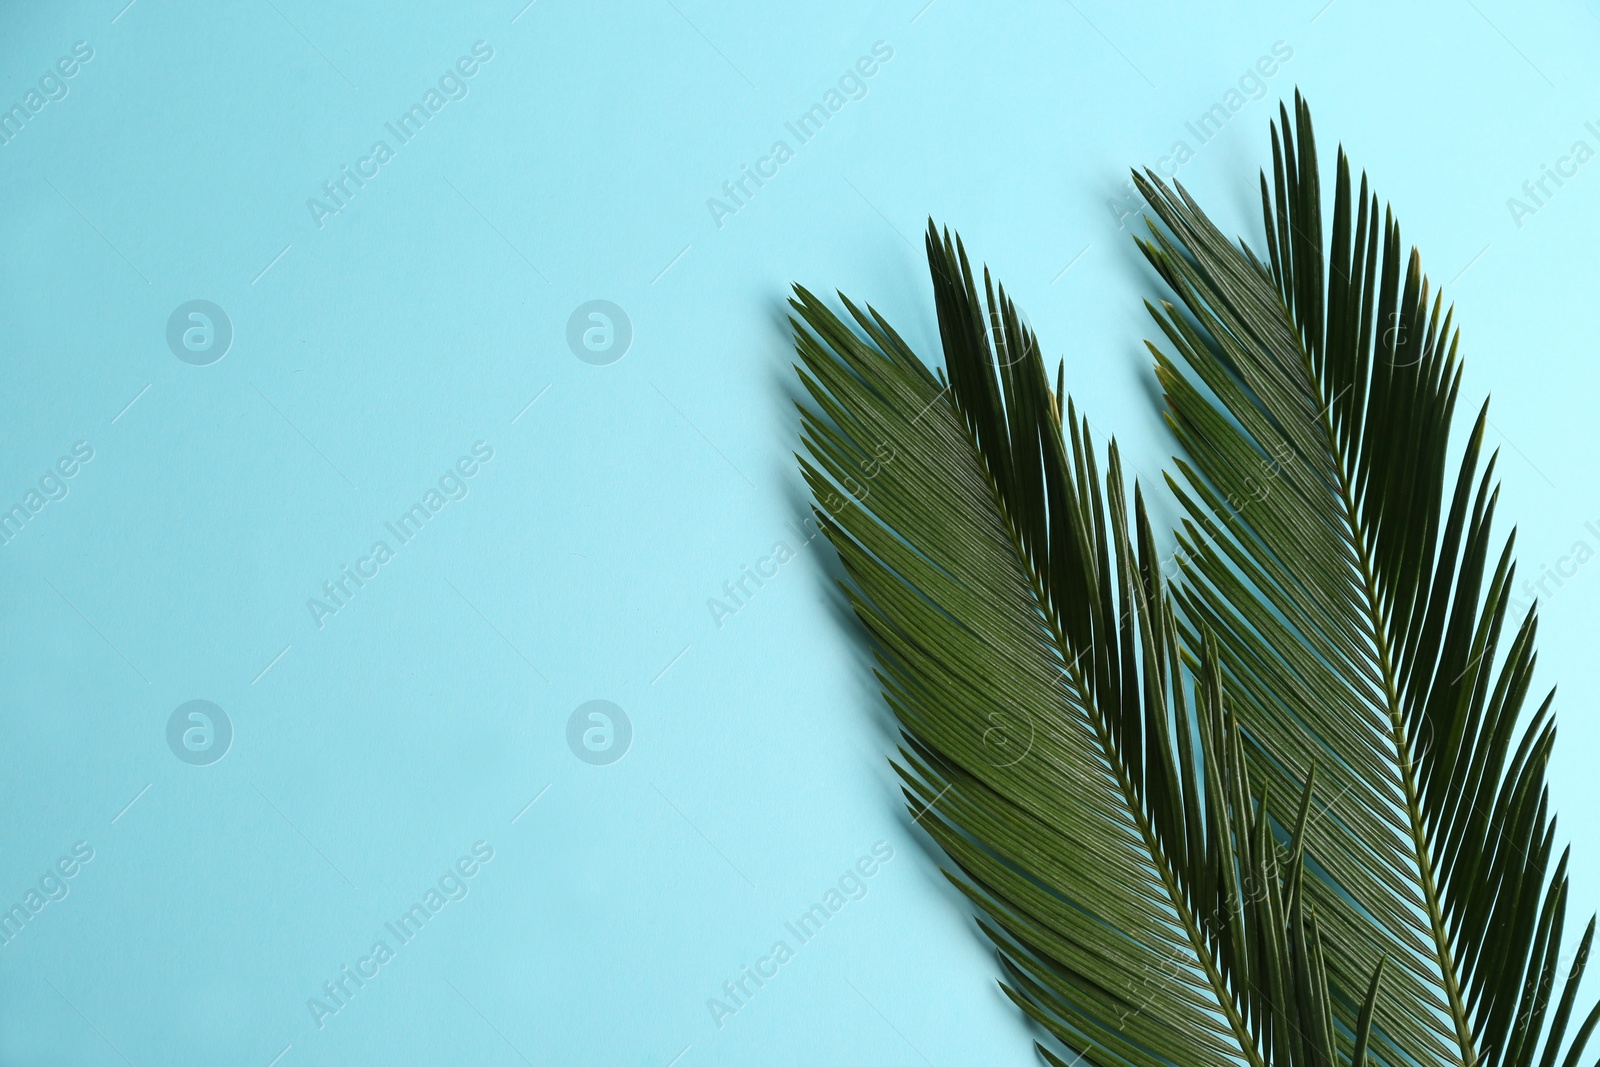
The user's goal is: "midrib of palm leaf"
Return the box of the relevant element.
[1312,288,1476,1064]
[1250,184,1477,1057]
[1137,93,1600,1067]
[970,506,1260,1067]
[998,405,1264,1067]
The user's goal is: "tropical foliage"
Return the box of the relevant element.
[790,93,1597,1067]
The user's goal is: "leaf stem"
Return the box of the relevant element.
[1313,353,1478,1067]
[973,412,1267,1067]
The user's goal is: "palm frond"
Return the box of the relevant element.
[791,223,1381,1067]
[1135,91,1600,1067]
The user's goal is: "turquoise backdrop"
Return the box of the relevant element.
[2,1,1598,1063]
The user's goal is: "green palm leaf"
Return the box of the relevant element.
[791,223,1382,1067]
[1135,92,1599,1067]
[791,93,1600,1067]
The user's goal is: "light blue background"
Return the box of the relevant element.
[2,1,1598,1063]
